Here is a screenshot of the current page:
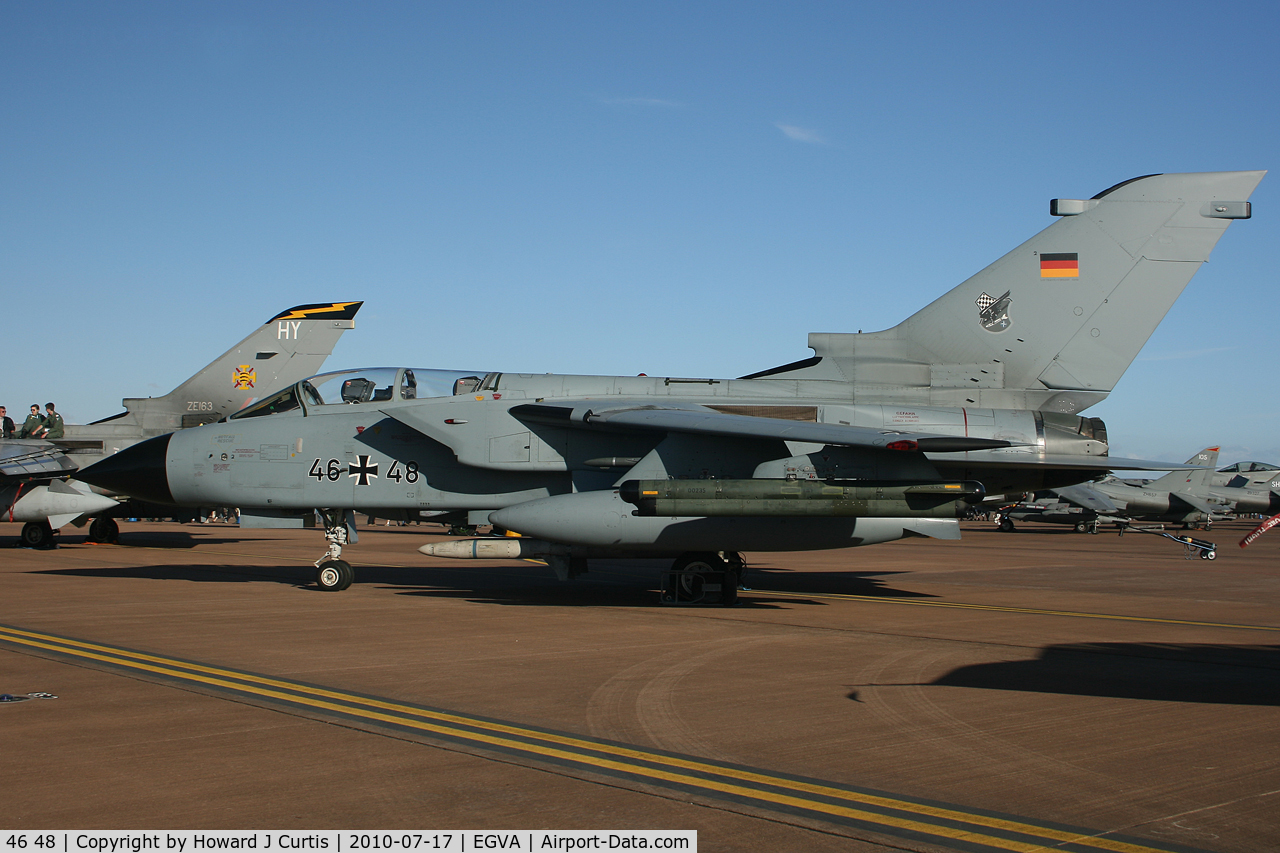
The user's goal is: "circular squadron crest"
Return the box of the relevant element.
[976,290,1012,333]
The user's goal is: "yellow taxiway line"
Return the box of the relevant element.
[0,624,1203,853]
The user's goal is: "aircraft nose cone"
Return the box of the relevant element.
[77,433,175,505]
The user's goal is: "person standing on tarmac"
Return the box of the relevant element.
[42,402,64,439]
[0,406,14,439]
[19,404,46,438]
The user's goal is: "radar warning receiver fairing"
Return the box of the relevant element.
[77,172,1263,594]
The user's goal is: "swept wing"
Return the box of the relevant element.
[0,441,79,482]
[508,402,1014,453]
[1051,483,1120,513]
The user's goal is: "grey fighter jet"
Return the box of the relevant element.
[1212,460,1280,489]
[1208,460,1280,516]
[1005,447,1280,531]
[2,302,361,547]
[78,172,1262,594]
[1002,446,1225,532]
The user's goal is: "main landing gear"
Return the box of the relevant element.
[21,521,54,549]
[661,552,745,606]
[314,509,356,592]
[87,517,119,544]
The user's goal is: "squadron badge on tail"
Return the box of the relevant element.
[233,365,256,389]
[976,290,1012,332]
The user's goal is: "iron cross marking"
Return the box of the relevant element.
[348,455,379,486]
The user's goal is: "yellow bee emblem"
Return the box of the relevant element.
[233,365,256,390]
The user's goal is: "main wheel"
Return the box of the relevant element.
[999,518,1015,532]
[88,517,119,544]
[670,552,722,599]
[316,560,354,591]
[21,521,53,549]
[671,552,738,605]
[1074,522,1087,533]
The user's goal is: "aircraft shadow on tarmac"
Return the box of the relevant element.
[34,555,930,608]
[919,643,1280,706]
[744,566,931,598]
[36,564,315,584]
[392,560,931,608]
[5,531,294,550]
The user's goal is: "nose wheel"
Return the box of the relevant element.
[316,559,354,591]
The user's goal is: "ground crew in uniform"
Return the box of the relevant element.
[0,406,14,439]
[43,402,64,439]
[19,404,46,438]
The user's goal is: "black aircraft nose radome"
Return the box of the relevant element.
[78,433,175,505]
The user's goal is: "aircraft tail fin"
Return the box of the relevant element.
[1183,446,1220,468]
[790,171,1264,413]
[127,302,362,423]
[1147,446,1221,490]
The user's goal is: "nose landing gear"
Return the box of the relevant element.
[314,509,358,591]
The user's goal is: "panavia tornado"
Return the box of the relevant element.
[78,171,1263,595]
[2,302,361,548]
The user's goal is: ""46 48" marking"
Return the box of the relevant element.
[308,456,418,486]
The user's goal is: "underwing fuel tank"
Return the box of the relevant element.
[619,479,984,518]
[420,538,570,559]
[8,482,119,527]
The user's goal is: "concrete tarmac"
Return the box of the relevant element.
[2,518,1277,852]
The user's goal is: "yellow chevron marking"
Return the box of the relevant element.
[273,302,361,320]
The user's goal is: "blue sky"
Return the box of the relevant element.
[2,2,1276,464]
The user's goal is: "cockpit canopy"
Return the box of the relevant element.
[1218,461,1279,473]
[229,367,489,420]
[303,367,407,406]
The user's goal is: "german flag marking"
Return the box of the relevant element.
[1040,253,1079,278]
[0,623,1210,853]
